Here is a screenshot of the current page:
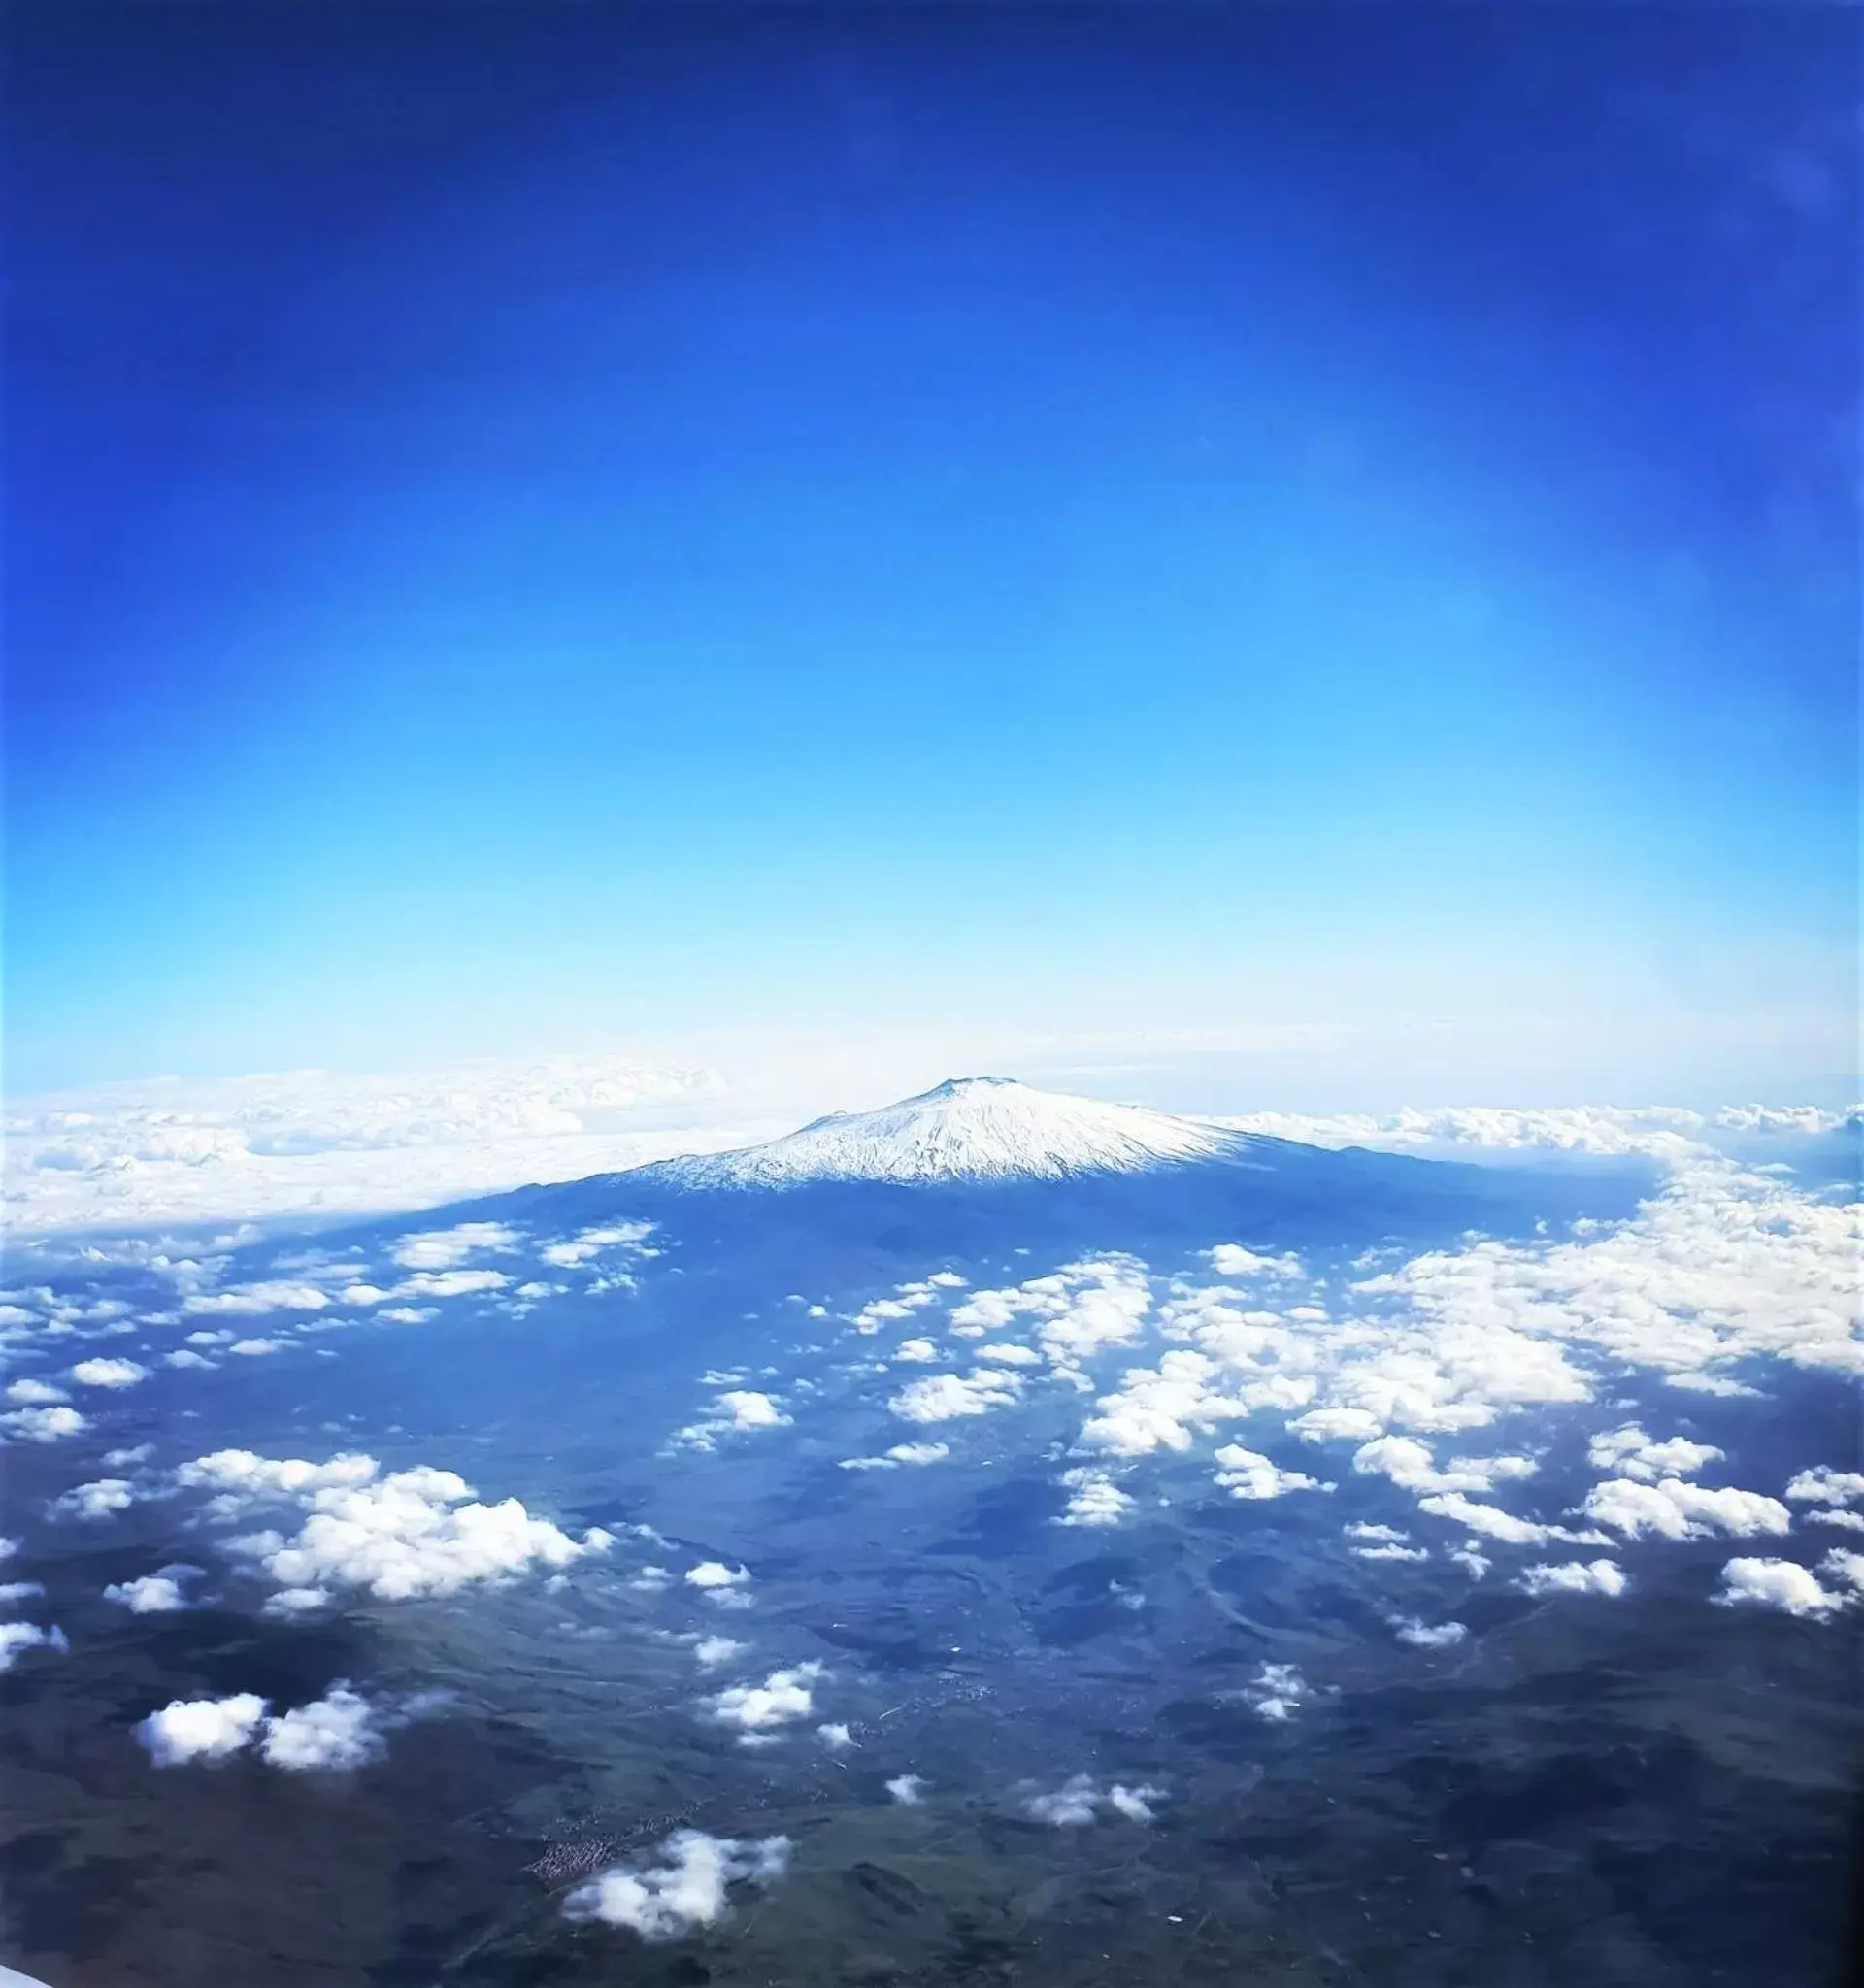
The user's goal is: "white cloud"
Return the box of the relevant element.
[68,1357,149,1389]
[1391,1615,1468,1649]
[138,1681,422,1771]
[1353,1160,1862,1393]
[889,1369,1023,1423]
[1350,1435,1535,1495]
[1785,1466,1864,1508]
[1023,1775,1164,1826]
[5,1378,67,1405]
[227,1338,286,1357]
[707,1662,825,1739]
[1209,1244,1302,1278]
[561,1831,790,1940]
[692,1635,748,1671]
[1585,1425,1724,1482]
[839,1441,952,1472]
[1416,1492,1597,1546]
[1516,1559,1628,1598]
[392,1223,519,1271]
[1290,1408,1387,1444]
[1714,1557,1849,1618]
[538,1219,657,1269]
[0,1404,88,1442]
[974,1342,1043,1367]
[817,1722,855,1751]
[1245,1662,1310,1722]
[1022,1774,1103,1826]
[893,1339,939,1364]
[1579,1478,1791,1541]
[0,1621,67,1672]
[49,1477,143,1522]
[685,1562,750,1592]
[1215,1104,1713,1160]
[885,1773,926,1805]
[1056,1468,1134,1527]
[5,1055,732,1234]
[258,1684,385,1771]
[1211,1444,1324,1501]
[948,1258,1151,1373]
[137,1692,269,1765]
[716,1390,789,1431]
[105,1568,202,1613]
[1818,1548,1864,1593]
[178,1449,610,1601]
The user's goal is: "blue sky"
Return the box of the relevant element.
[6,6,1856,1104]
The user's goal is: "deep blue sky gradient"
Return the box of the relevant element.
[6,6,1857,1097]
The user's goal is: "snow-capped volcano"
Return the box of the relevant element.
[628,1077,1263,1189]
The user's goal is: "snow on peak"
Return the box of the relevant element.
[631,1077,1255,1189]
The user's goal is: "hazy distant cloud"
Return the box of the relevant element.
[561,1831,790,1940]
[885,1773,927,1806]
[5,1056,733,1234]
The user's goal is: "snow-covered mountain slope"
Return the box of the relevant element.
[625,1077,1268,1189]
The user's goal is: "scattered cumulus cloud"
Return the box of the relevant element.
[1515,1559,1628,1598]
[1579,1478,1791,1541]
[1023,1774,1164,1827]
[707,1663,825,1740]
[561,1831,790,1941]
[178,1449,611,1602]
[68,1357,148,1389]
[1714,1557,1850,1618]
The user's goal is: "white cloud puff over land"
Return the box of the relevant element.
[561,1831,790,1940]
[1022,1774,1165,1826]
[706,1663,825,1741]
[176,1449,610,1605]
[137,1681,432,1770]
